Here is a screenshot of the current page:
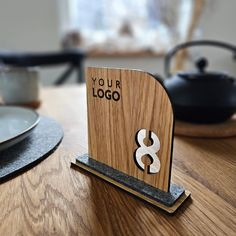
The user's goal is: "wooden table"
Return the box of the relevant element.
[0,86,235,236]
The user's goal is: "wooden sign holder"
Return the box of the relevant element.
[72,67,190,214]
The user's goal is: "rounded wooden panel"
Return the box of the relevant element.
[86,67,174,191]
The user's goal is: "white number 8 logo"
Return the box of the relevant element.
[134,129,161,174]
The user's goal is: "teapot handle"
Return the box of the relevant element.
[165,40,236,77]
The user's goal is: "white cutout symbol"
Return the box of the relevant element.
[134,129,161,174]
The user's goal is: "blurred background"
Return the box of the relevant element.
[0,0,235,86]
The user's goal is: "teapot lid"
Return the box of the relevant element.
[177,57,235,82]
[177,71,235,81]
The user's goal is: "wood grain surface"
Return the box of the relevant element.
[87,68,174,192]
[0,86,235,236]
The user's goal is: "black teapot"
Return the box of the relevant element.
[163,40,236,123]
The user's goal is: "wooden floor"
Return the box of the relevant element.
[0,86,235,236]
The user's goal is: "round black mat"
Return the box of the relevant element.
[0,116,63,183]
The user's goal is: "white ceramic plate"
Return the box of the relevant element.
[0,106,40,152]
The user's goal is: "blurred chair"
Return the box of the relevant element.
[0,49,86,85]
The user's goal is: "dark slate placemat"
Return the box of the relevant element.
[0,116,63,183]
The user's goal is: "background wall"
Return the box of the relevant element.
[0,0,235,85]
[199,0,236,75]
[0,0,60,51]
[0,0,62,86]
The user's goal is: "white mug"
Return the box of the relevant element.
[0,67,40,108]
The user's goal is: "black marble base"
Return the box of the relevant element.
[75,154,185,207]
